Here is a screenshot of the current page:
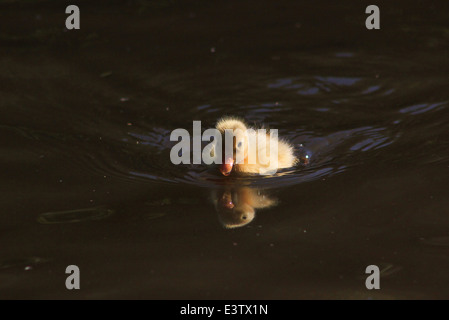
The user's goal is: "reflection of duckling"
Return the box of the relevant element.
[215,117,297,176]
[212,187,277,228]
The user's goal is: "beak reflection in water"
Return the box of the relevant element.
[212,186,277,229]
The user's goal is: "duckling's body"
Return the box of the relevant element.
[215,116,297,176]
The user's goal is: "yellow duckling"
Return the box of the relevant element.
[215,116,297,176]
[212,187,277,228]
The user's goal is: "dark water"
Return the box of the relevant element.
[1,0,449,299]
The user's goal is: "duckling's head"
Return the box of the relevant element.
[215,189,255,228]
[215,117,249,176]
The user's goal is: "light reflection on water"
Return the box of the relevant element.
[399,101,447,115]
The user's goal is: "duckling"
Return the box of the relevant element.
[212,187,277,228]
[214,116,297,176]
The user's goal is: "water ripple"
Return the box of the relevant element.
[5,66,446,192]
[399,101,447,115]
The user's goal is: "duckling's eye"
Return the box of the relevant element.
[242,215,247,220]
[237,141,243,149]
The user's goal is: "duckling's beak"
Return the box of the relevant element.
[220,157,234,176]
[219,191,235,209]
